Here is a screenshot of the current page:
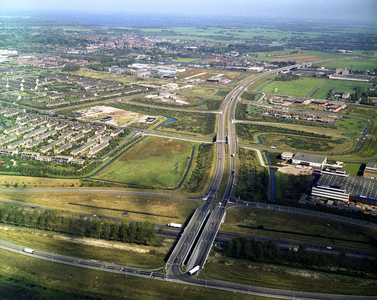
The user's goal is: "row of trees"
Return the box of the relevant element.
[226,236,376,274]
[274,73,300,82]
[0,203,160,245]
[183,143,214,193]
[234,149,269,202]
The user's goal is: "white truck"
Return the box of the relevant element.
[23,248,34,254]
[188,265,200,275]
[168,223,182,228]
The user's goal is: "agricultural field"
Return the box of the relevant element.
[0,192,197,224]
[93,137,196,188]
[317,58,377,71]
[311,80,372,99]
[221,206,377,251]
[259,77,324,97]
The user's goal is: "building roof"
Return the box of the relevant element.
[317,174,377,199]
[293,153,327,165]
[365,161,377,170]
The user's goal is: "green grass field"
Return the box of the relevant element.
[221,206,377,251]
[318,58,377,71]
[343,162,364,176]
[93,137,195,188]
[260,77,325,97]
[203,255,377,295]
[255,134,355,154]
[312,80,372,99]
[343,105,377,119]
[0,192,198,224]
[335,117,366,132]
[0,249,256,300]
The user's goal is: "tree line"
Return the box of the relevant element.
[183,143,214,193]
[234,149,269,202]
[0,203,160,245]
[226,236,377,275]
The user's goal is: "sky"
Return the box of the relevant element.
[2,0,377,21]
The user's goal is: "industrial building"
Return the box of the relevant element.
[311,173,377,205]
[364,162,377,179]
[292,153,327,169]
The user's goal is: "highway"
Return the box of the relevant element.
[1,239,375,300]
[168,62,320,276]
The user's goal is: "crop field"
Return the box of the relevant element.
[259,77,324,97]
[139,27,329,42]
[312,80,372,99]
[221,206,377,251]
[256,134,354,153]
[318,58,377,71]
[93,137,195,188]
[0,192,197,224]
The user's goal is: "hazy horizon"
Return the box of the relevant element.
[2,0,377,22]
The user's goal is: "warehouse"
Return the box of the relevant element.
[292,153,327,169]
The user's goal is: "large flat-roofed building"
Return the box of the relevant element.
[292,153,327,169]
[364,162,377,179]
[311,174,377,205]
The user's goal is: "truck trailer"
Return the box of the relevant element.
[188,265,200,275]
[168,223,182,228]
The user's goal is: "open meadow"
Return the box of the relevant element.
[0,248,254,300]
[221,206,377,251]
[312,80,372,99]
[0,191,198,224]
[259,77,324,97]
[318,58,377,71]
[93,137,195,188]
[203,253,377,295]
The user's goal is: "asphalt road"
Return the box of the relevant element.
[1,239,375,300]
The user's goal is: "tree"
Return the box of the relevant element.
[102,218,111,240]
[111,221,119,241]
